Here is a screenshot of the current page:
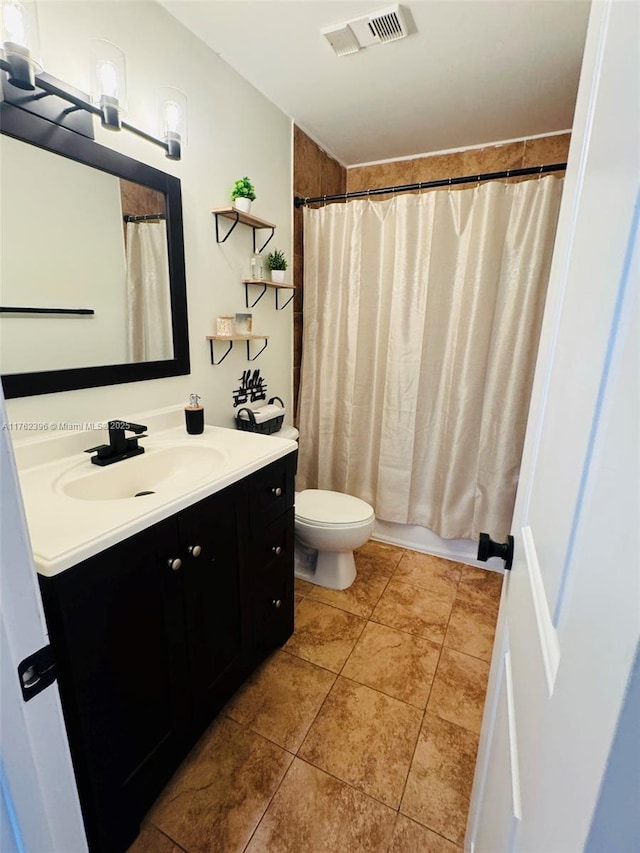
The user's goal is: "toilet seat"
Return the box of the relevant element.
[295,489,374,527]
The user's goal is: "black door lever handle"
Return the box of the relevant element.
[477,533,514,571]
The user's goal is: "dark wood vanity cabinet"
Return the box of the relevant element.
[245,457,297,658]
[38,451,296,853]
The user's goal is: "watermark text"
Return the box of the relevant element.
[1,421,109,432]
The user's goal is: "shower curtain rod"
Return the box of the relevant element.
[293,162,567,208]
[123,212,166,222]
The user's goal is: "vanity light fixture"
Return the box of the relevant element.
[0,0,41,89]
[89,38,127,131]
[0,5,184,160]
[158,86,187,161]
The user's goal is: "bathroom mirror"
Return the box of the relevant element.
[0,102,189,398]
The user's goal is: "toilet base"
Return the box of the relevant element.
[294,544,357,591]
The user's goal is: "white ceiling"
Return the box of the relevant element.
[161,0,591,166]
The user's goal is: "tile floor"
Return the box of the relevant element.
[130,541,503,853]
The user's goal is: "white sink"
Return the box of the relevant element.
[56,444,229,501]
[15,417,297,577]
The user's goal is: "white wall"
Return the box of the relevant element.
[4,1,293,433]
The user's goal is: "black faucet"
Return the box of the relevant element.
[85,420,148,466]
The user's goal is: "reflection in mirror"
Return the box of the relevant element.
[0,99,189,399]
[120,180,171,363]
[0,138,173,374]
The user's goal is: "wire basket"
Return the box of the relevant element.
[235,396,285,434]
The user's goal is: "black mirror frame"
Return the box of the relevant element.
[0,101,190,399]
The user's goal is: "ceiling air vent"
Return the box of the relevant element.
[365,6,408,43]
[321,24,362,57]
[322,4,411,56]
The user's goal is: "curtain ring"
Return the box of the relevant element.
[505,169,511,187]
[476,174,481,192]
[538,165,544,181]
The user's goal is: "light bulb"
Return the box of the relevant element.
[157,87,187,160]
[3,1,27,46]
[97,59,119,99]
[163,100,181,134]
[2,0,40,89]
[89,40,126,129]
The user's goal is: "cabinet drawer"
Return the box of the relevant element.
[254,508,294,576]
[248,453,296,526]
[252,563,294,652]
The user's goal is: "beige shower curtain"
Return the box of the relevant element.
[126,221,173,362]
[297,177,564,540]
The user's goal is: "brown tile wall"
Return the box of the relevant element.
[293,126,347,420]
[120,180,166,245]
[120,180,166,217]
[293,132,570,418]
[346,134,571,198]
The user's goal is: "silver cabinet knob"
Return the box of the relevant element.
[188,544,202,557]
[272,545,282,556]
[272,486,282,497]
[272,599,282,609]
[168,557,182,571]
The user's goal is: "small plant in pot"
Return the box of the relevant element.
[266,248,287,283]
[231,177,256,213]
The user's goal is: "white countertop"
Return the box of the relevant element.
[15,415,297,577]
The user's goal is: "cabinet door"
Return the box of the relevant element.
[39,520,190,853]
[179,484,245,733]
[251,507,295,653]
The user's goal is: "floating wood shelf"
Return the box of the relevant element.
[211,207,276,253]
[241,279,295,310]
[205,333,269,365]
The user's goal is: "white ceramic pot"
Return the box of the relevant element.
[270,269,286,283]
[234,197,252,213]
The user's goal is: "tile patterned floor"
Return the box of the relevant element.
[130,541,503,853]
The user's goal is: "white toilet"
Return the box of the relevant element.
[277,426,375,590]
[294,488,375,590]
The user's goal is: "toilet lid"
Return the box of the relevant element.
[295,489,374,525]
[278,425,299,441]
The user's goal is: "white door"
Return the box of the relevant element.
[0,389,88,852]
[467,1,640,851]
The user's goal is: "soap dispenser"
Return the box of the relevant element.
[185,393,204,435]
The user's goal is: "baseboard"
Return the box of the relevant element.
[372,519,504,573]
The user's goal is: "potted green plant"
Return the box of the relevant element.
[266,248,287,283]
[231,176,256,213]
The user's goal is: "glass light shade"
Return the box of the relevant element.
[1,0,42,89]
[158,86,187,159]
[89,39,127,129]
